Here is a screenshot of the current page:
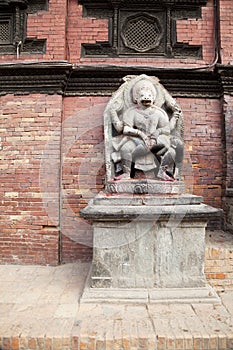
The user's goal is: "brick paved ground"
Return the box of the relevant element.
[0,230,233,350]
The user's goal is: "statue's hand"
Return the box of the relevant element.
[147,138,157,150]
[170,116,178,131]
[137,130,147,142]
[138,133,150,148]
[143,136,156,150]
[170,112,180,130]
[138,131,156,150]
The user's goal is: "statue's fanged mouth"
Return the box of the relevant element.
[141,99,152,106]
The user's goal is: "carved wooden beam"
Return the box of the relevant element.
[216,64,233,95]
[0,63,222,98]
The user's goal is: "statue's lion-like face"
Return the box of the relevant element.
[133,80,157,107]
[138,88,155,107]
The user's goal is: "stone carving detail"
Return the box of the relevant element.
[104,74,184,185]
[105,179,184,194]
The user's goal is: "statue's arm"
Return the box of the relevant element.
[151,109,170,139]
[123,110,148,141]
[110,106,124,133]
[163,92,182,131]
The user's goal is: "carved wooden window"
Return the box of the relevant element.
[118,11,165,56]
[0,13,13,45]
[0,0,48,55]
[121,14,163,53]
[79,0,207,58]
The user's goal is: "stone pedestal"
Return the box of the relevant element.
[80,188,221,304]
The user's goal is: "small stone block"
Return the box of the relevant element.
[157,336,166,350]
[28,338,37,350]
[45,338,53,350]
[202,337,210,350]
[96,339,105,350]
[226,336,233,349]
[52,338,62,350]
[37,337,46,350]
[193,337,203,350]
[72,336,79,350]
[88,336,96,350]
[3,337,11,350]
[130,337,138,348]
[184,336,193,350]
[166,336,176,349]
[80,339,88,350]
[218,335,227,349]
[138,338,148,349]
[19,337,29,350]
[147,338,156,350]
[209,336,218,350]
[113,338,122,349]
[175,338,184,349]
[106,339,114,350]
[62,337,71,349]
[12,337,19,350]
[122,338,131,350]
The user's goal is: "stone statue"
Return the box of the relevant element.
[104,74,184,183]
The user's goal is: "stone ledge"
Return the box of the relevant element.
[93,191,203,206]
[81,285,220,304]
[81,199,221,221]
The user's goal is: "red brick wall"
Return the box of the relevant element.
[0,94,62,265]
[61,97,108,262]
[0,0,224,66]
[219,0,233,64]
[181,97,224,210]
[66,0,109,63]
[165,0,216,66]
[0,0,68,62]
[66,0,216,67]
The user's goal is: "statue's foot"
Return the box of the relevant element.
[157,169,175,182]
[114,173,131,181]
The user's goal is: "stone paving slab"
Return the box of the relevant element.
[0,259,233,349]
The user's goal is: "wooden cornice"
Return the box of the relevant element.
[0,62,228,98]
[79,0,207,7]
[216,64,233,96]
[0,62,72,95]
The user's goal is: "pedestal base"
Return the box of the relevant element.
[81,284,220,304]
[81,190,221,304]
